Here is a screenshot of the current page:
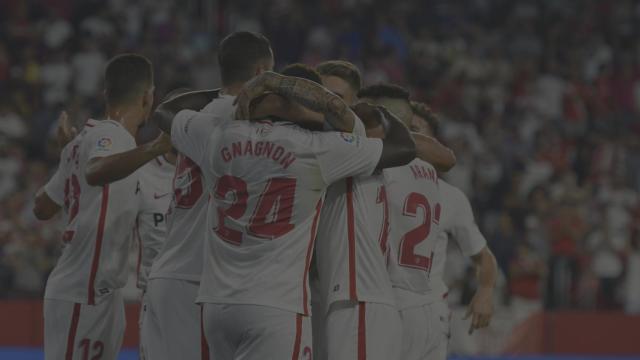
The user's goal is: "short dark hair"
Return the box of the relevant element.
[104,54,153,105]
[281,63,322,84]
[411,101,440,135]
[316,60,362,92]
[218,31,272,85]
[357,83,410,101]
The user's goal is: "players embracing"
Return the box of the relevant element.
[33,30,499,360]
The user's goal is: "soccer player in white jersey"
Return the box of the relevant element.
[143,33,333,359]
[151,69,417,359]
[134,150,175,360]
[357,84,449,360]
[409,101,498,359]
[32,54,171,360]
[314,77,457,360]
[142,32,272,360]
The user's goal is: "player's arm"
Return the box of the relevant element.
[85,134,171,186]
[152,89,220,134]
[249,94,326,131]
[413,133,456,172]
[33,166,65,220]
[465,246,498,334]
[236,72,357,132]
[33,188,61,220]
[375,106,416,170]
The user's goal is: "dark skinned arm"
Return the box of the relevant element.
[33,188,61,220]
[413,133,457,172]
[153,89,220,134]
[375,107,416,170]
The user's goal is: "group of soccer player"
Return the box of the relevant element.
[32,31,498,360]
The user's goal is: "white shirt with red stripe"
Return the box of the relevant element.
[383,159,443,310]
[426,180,487,300]
[134,156,175,290]
[170,109,384,315]
[315,172,395,308]
[44,119,139,305]
[149,93,234,282]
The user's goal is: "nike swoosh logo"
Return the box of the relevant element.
[153,193,170,199]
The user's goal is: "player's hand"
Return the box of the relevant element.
[234,72,280,120]
[148,132,173,156]
[56,111,78,149]
[464,286,494,334]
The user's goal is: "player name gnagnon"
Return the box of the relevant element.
[220,140,296,169]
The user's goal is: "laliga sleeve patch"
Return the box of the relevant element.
[95,137,113,151]
[339,132,360,146]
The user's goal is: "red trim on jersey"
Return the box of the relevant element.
[88,185,109,305]
[358,302,366,360]
[135,219,142,289]
[65,303,81,360]
[302,200,322,315]
[200,305,210,360]
[346,178,357,300]
[291,313,302,360]
[155,157,162,166]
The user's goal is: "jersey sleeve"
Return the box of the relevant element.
[87,125,135,160]
[312,131,383,185]
[171,110,217,167]
[448,188,487,257]
[44,166,65,206]
[352,115,366,136]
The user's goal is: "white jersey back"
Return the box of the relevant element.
[428,180,487,299]
[315,173,395,308]
[384,159,442,309]
[170,110,383,315]
[149,93,235,282]
[134,156,175,290]
[43,119,138,305]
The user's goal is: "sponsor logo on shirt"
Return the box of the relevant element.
[96,137,113,151]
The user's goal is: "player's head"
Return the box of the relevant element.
[281,63,322,84]
[316,60,361,106]
[410,101,440,138]
[218,31,274,86]
[104,53,154,122]
[357,83,412,126]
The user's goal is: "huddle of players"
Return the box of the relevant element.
[33,31,497,360]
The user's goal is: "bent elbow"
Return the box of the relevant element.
[399,140,417,166]
[85,171,103,187]
[436,150,457,173]
[33,206,49,221]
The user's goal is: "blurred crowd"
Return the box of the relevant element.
[1,0,639,313]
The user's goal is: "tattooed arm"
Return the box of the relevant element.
[235,72,357,132]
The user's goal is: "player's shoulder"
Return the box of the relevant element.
[83,119,131,141]
[439,179,471,211]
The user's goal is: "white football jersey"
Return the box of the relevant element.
[427,180,487,299]
[149,93,235,282]
[315,173,395,308]
[43,119,139,305]
[134,156,175,290]
[170,109,383,315]
[384,159,442,309]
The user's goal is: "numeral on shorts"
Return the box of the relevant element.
[174,155,203,209]
[398,192,437,271]
[214,176,296,245]
[79,339,103,360]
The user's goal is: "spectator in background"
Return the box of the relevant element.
[509,241,546,320]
